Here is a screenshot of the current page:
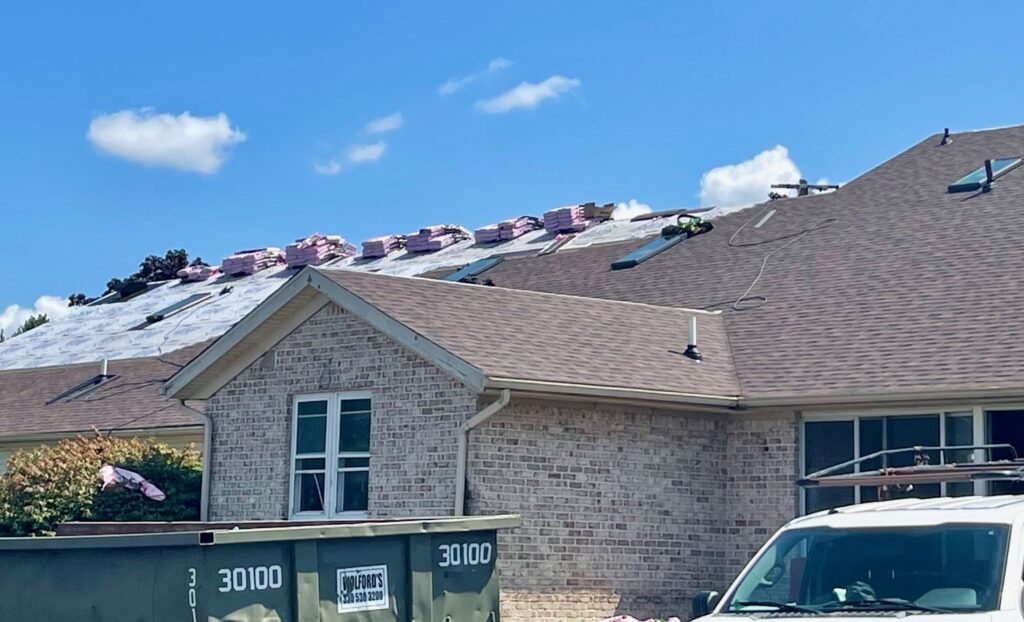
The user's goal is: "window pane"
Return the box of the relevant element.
[296,416,326,453]
[294,472,326,514]
[886,415,940,499]
[987,410,1024,495]
[339,412,370,453]
[859,418,884,503]
[336,470,369,513]
[339,457,370,469]
[295,458,326,471]
[297,400,328,416]
[340,398,371,413]
[804,420,854,513]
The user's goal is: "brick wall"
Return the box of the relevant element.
[205,303,477,520]
[203,301,800,621]
[468,399,797,622]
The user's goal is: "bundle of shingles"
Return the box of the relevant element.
[473,216,543,244]
[221,247,285,276]
[361,234,407,259]
[406,224,471,253]
[176,264,221,282]
[543,205,590,234]
[285,233,356,268]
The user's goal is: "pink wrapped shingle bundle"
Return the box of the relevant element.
[498,215,542,240]
[406,224,470,253]
[286,233,356,268]
[476,216,543,244]
[600,617,682,622]
[220,247,285,276]
[361,234,406,259]
[176,264,221,282]
[543,205,588,234]
[474,223,502,244]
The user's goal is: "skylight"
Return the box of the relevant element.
[145,293,211,324]
[610,233,686,270]
[444,256,504,282]
[948,157,1022,193]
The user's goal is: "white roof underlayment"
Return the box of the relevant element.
[0,207,744,371]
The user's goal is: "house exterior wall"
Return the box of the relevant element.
[204,303,477,520]
[202,302,800,621]
[468,400,798,622]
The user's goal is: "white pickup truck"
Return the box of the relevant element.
[694,445,1024,621]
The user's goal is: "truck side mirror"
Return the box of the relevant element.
[692,590,720,618]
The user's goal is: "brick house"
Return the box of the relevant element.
[163,126,1024,620]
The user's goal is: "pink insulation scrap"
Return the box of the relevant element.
[406,224,470,253]
[220,247,285,276]
[474,216,542,244]
[176,264,221,282]
[543,205,591,234]
[361,234,407,259]
[286,233,357,268]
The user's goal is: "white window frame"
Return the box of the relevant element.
[799,403,1024,514]
[289,391,371,520]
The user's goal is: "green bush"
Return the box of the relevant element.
[0,435,201,536]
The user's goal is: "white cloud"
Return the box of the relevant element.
[475,75,581,114]
[347,141,386,163]
[438,57,513,96]
[365,112,403,135]
[1,295,71,340]
[612,199,653,220]
[698,145,801,207]
[87,109,246,174]
[314,159,343,176]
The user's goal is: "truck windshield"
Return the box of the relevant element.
[723,524,1009,614]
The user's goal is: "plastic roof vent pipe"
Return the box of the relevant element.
[684,316,702,361]
[455,389,511,516]
[100,358,108,377]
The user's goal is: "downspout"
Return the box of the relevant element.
[454,389,511,516]
[177,400,211,522]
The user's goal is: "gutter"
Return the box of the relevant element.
[486,377,741,409]
[744,386,1024,409]
[454,389,511,516]
[176,400,212,521]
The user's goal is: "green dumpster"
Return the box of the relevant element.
[0,514,519,621]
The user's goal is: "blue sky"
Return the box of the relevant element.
[2,1,1023,331]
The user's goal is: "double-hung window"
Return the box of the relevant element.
[290,392,371,519]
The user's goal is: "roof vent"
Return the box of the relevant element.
[948,157,1022,193]
[445,256,505,283]
[683,316,702,362]
[940,128,952,145]
[46,362,116,404]
[771,179,840,197]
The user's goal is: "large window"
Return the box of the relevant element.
[802,411,978,514]
[290,392,371,518]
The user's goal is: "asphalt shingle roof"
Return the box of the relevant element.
[0,345,205,439]
[442,127,1024,400]
[316,269,740,398]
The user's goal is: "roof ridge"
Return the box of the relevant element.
[315,267,723,316]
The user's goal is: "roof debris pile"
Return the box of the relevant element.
[361,234,407,258]
[474,216,543,244]
[406,224,471,253]
[176,264,221,282]
[220,247,285,276]
[285,233,356,268]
